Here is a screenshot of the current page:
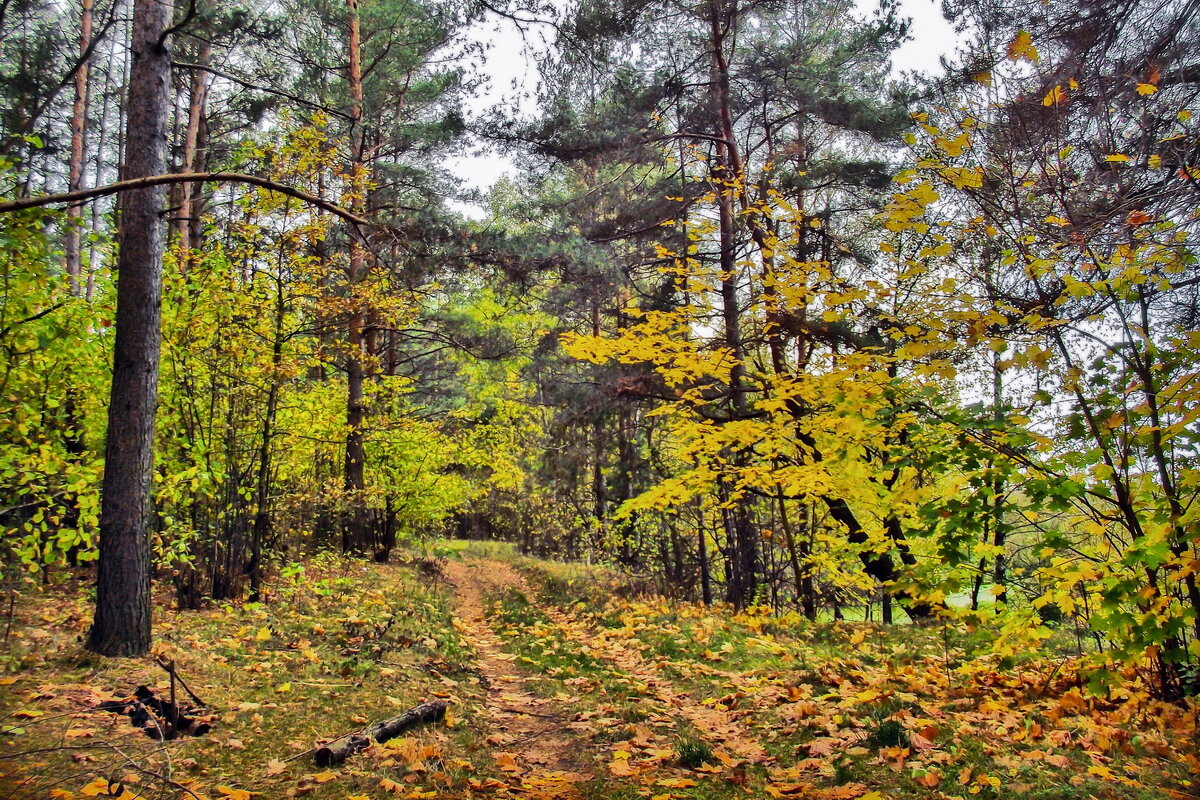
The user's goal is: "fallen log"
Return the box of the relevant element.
[313,699,448,768]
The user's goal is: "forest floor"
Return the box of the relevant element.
[0,543,1197,800]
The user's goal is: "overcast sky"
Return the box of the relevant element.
[444,0,962,209]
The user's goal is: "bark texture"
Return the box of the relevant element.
[86,0,173,658]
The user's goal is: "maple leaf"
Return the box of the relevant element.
[216,786,256,800]
[806,737,839,756]
[1006,30,1039,62]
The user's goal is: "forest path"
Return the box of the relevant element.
[446,557,771,790]
[443,558,595,797]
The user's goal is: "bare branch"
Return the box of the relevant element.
[0,172,369,226]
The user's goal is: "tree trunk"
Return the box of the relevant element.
[697,511,712,605]
[342,0,369,553]
[708,0,757,607]
[64,0,94,295]
[175,7,211,264]
[87,0,173,658]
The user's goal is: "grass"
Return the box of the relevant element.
[1,544,1195,800]
[0,553,493,800]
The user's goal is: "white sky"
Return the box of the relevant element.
[445,0,962,210]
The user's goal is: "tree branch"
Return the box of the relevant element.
[0,172,369,226]
[172,62,350,119]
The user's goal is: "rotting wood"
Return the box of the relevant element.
[313,699,448,768]
[96,685,211,740]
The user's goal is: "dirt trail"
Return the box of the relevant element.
[443,558,594,797]
[447,557,770,784]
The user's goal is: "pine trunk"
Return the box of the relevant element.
[87,0,173,658]
[64,0,94,294]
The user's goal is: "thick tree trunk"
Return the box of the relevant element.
[87,0,173,658]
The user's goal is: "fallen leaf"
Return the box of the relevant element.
[609,757,636,777]
[495,753,522,774]
[914,769,942,788]
[216,787,255,800]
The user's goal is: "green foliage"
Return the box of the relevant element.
[0,206,107,575]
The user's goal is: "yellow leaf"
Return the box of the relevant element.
[1104,153,1130,163]
[1041,85,1067,106]
[254,627,271,641]
[311,771,337,783]
[1006,30,1039,62]
[80,778,113,797]
[216,787,255,800]
[1148,154,1163,169]
[1136,82,1158,96]
[610,757,637,777]
[276,682,292,693]
[973,70,993,86]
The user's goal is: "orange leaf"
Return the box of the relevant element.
[915,770,942,788]
[495,753,523,774]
